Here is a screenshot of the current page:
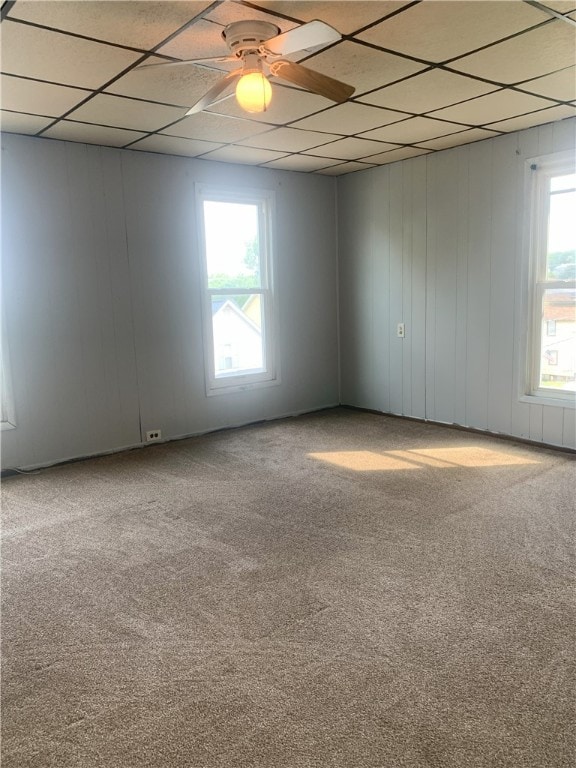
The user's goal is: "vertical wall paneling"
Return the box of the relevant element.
[337,117,575,449]
[529,403,545,443]
[401,161,413,416]
[1,136,142,468]
[424,158,437,423]
[388,162,405,415]
[543,406,565,446]
[464,140,493,431]
[372,167,392,414]
[426,150,460,424]
[487,134,517,436]
[453,149,471,427]
[562,409,576,448]
[510,127,539,440]
[271,168,339,412]
[409,158,427,420]
[337,155,426,420]
[338,171,376,408]
[121,151,202,438]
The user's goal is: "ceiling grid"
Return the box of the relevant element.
[0,0,574,175]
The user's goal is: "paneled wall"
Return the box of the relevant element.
[2,119,574,470]
[1,134,339,469]
[338,118,576,449]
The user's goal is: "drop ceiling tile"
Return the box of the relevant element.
[302,40,426,97]
[68,94,184,132]
[517,67,576,102]
[162,111,272,142]
[204,2,297,32]
[356,0,548,63]
[7,1,213,50]
[1,20,141,90]
[251,2,410,35]
[238,127,341,152]
[291,102,406,134]
[537,1,576,12]
[486,105,576,132]
[317,161,375,175]
[0,75,90,117]
[199,145,289,165]
[207,85,335,125]
[0,111,54,135]
[361,147,431,165]
[303,136,399,160]
[262,154,343,172]
[106,58,226,107]
[42,121,147,147]
[450,21,576,84]
[360,116,467,144]
[129,134,223,156]
[429,89,556,126]
[157,18,234,64]
[358,69,497,114]
[415,128,500,150]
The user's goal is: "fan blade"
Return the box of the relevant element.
[136,56,236,71]
[262,20,341,56]
[185,70,242,115]
[269,60,354,103]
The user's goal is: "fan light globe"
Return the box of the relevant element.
[235,72,272,113]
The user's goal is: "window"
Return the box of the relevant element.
[527,152,576,402]
[197,186,278,394]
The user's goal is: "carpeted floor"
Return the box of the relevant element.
[1,407,575,767]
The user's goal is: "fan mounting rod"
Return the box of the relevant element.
[222,21,280,57]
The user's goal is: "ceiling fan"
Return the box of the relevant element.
[137,19,355,115]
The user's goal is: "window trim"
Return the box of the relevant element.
[525,150,576,407]
[1,318,16,431]
[196,184,280,396]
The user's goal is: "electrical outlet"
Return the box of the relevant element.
[397,323,405,338]
[145,430,162,442]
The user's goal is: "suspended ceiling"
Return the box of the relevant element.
[1,0,575,175]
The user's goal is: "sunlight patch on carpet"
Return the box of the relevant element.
[308,447,541,471]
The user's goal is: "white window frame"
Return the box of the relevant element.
[525,150,576,407]
[1,319,16,430]
[196,185,279,396]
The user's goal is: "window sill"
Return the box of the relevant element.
[207,376,281,397]
[1,420,16,431]
[519,393,576,409]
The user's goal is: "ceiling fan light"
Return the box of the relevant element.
[235,72,272,113]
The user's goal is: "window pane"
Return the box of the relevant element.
[547,187,576,279]
[203,201,262,289]
[211,294,264,378]
[538,288,576,392]
[550,173,576,192]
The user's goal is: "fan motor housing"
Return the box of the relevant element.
[222,21,280,56]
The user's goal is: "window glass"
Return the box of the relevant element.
[203,201,262,288]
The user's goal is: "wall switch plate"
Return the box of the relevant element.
[145,430,162,442]
[397,323,405,338]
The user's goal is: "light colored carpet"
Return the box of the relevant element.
[1,407,575,767]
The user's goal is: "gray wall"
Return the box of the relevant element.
[338,118,576,449]
[3,118,574,470]
[1,133,339,469]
